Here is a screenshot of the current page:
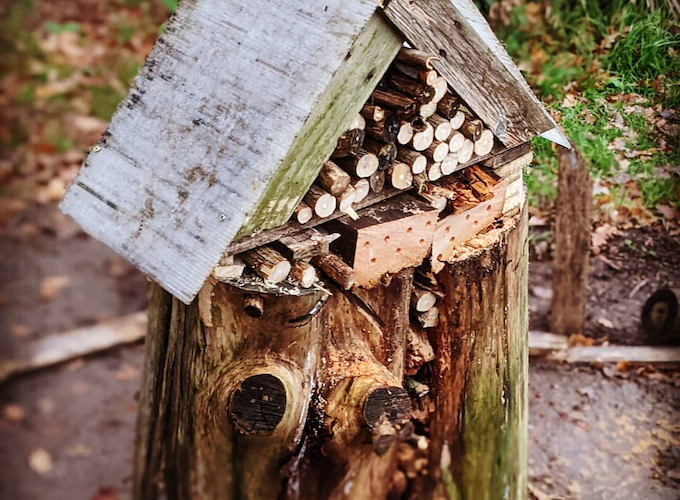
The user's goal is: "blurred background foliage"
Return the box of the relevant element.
[0,0,678,229]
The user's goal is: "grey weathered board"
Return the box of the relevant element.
[60,1,402,303]
[381,0,569,148]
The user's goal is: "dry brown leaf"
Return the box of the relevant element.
[9,324,31,338]
[591,223,618,254]
[568,333,594,347]
[28,448,53,475]
[40,275,71,302]
[656,204,678,221]
[3,403,25,422]
[115,363,140,381]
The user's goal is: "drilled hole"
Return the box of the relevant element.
[396,247,402,253]
[449,236,455,242]
[419,239,425,245]
[465,214,471,221]
[473,220,478,225]
[370,258,377,264]
[437,253,443,260]
[486,204,492,211]
[384,235,390,243]
[407,227,413,233]
[444,226,450,234]
[364,241,370,248]
[426,221,432,227]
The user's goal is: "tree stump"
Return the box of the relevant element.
[133,204,528,500]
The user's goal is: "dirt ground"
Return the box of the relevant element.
[1,205,679,499]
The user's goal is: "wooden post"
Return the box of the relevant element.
[133,202,529,500]
[551,144,592,335]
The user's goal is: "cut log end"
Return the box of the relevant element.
[389,162,413,190]
[291,261,317,288]
[294,202,313,225]
[231,374,287,435]
[474,129,495,157]
[412,289,437,312]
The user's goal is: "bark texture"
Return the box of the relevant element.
[134,204,528,500]
[551,145,592,335]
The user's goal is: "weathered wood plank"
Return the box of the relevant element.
[382,0,567,147]
[61,2,398,304]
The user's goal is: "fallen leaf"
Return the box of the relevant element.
[90,486,121,500]
[656,204,677,221]
[65,443,92,457]
[9,324,31,338]
[115,363,140,381]
[28,448,53,475]
[40,275,71,302]
[3,403,25,422]
[568,333,594,347]
[591,223,618,254]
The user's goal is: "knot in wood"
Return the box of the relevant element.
[231,374,286,435]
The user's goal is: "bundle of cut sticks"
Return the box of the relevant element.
[292,47,497,224]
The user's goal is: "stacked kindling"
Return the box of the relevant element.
[215,49,514,293]
[290,47,497,225]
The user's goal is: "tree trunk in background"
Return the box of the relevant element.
[132,204,529,500]
[551,145,592,336]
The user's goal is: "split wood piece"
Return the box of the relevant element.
[388,162,413,190]
[337,150,379,179]
[213,255,246,281]
[369,169,386,193]
[293,202,313,224]
[434,176,481,211]
[389,73,434,104]
[331,128,365,159]
[397,148,427,175]
[427,162,442,181]
[325,195,438,288]
[460,117,483,142]
[449,110,465,130]
[395,47,438,69]
[318,161,351,196]
[290,261,317,288]
[457,138,474,164]
[304,184,337,218]
[552,144,591,336]
[405,326,435,376]
[273,227,340,261]
[410,122,434,151]
[361,103,385,122]
[417,306,439,328]
[423,140,449,162]
[397,121,414,145]
[466,166,500,201]
[448,131,465,152]
[441,154,459,176]
[412,288,437,312]
[474,129,495,157]
[371,89,417,116]
[363,138,397,171]
[349,113,366,131]
[393,62,437,86]
[312,252,356,290]
[431,179,507,273]
[243,294,265,318]
[0,311,147,383]
[431,76,448,103]
[365,115,400,143]
[428,114,453,141]
[418,100,437,118]
[353,178,370,203]
[241,246,292,284]
[487,150,533,214]
[437,93,460,119]
[337,185,357,214]
[415,191,447,212]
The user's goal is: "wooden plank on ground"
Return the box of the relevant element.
[381,0,568,148]
[0,312,147,382]
[61,2,400,304]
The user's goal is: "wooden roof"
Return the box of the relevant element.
[61,0,568,303]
